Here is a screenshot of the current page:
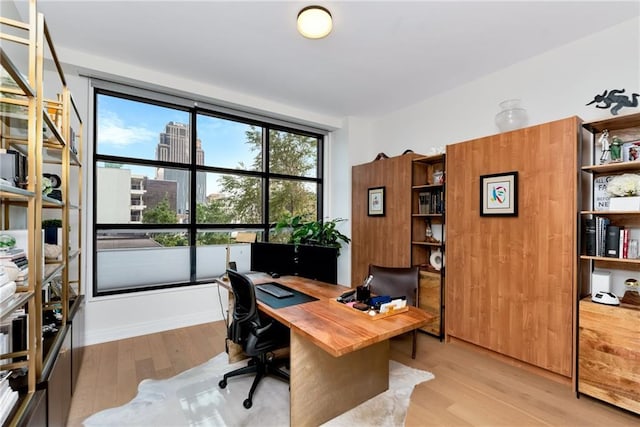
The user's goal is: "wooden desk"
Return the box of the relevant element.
[217,274,431,426]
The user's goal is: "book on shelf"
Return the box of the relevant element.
[418,192,430,214]
[620,228,629,259]
[583,218,596,256]
[430,190,444,214]
[595,216,610,257]
[11,313,26,362]
[605,225,622,257]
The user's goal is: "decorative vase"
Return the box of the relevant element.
[495,99,528,132]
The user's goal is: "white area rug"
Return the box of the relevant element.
[83,353,434,427]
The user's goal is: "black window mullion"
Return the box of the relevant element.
[189,110,198,281]
[317,136,324,221]
[93,88,325,296]
[263,125,270,240]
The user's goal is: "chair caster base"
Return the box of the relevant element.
[243,398,252,409]
[218,379,227,389]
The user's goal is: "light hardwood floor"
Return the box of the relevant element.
[68,321,639,426]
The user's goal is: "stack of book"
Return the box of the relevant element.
[418,192,431,214]
[0,249,28,286]
[0,371,18,425]
[586,216,640,259]
[0,265,16,305]
[418,190,444,214]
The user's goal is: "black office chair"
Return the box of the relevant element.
[218,269,290,409]
[368,264,420,359]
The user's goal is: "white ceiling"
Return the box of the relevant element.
[31,1,640,118]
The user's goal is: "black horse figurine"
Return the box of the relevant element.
[587,89,639,115]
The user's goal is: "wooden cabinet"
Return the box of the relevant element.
[351,153,418,286]
[411,155,445,337]
[44,327,72,427]
[446,117,579,378]
[351,152,446,336]
[578,299,640,414]
[578,112,640,411]
[1,0,83,424]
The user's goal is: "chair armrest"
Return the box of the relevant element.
[252,320,274,337]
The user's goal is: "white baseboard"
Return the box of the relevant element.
[83,310,223,346]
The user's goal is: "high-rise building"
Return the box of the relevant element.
[156,121,206,216]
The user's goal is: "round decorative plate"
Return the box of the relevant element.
[429,250,443,271]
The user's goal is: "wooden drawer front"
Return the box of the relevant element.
[579,300,640,414]
[419,271,441,334]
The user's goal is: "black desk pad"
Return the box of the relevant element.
[255,281,318,308]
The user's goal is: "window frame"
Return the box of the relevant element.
[92,87,325,296]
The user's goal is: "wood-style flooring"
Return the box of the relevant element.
[68,321,639,426]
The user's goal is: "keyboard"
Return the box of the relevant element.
[256,283,294,299]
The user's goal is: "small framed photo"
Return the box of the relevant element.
[368,186,385,216]
[480,171,518,217]
[622,141,640,162]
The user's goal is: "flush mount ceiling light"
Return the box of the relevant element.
[297,5,333,39]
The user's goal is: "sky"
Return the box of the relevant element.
[95,94,257,194]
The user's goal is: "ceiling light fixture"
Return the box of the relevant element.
[297,5,333,39]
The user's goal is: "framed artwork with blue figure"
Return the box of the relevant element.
[480,171,518,217]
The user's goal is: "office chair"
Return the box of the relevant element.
[368,264,420,359]
[219,269,290,409]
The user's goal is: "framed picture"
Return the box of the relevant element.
[480,171,518,217]
[622,141,640,162]
[368,186,385,216]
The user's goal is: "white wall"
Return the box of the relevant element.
[368,17,640,157]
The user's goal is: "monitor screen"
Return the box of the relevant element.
[250,242,296,276]
[295,245,337,284]
[250,242,337,284]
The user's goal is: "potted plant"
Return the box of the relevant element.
[273,214,351,255]
[42,218,62,245]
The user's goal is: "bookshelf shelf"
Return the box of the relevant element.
[1,1,84,424]
[412,183,443,190]
[580,255,640,264]
[411,153,445,338]
[412,240,443,246]
[581,162,640,174]
[578,112,640,414]
[581,210,640,215]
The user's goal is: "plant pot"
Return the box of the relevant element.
[44,227,61,245]
[609,196,640,211]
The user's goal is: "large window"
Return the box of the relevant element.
[94,89,324,295]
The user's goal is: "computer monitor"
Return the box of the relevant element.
[250,242,296,276]
[295,244,337,284]
[250,242,338,284]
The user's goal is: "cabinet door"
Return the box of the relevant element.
[70,297,86,395]
[578,300,640,414]
[446,117,579,377]
[351,154,415,285]
[47,329,72,427]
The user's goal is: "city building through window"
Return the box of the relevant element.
[94,89,324,295]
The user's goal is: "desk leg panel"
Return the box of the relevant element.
[290,333,389,426]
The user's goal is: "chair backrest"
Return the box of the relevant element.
[367,264,419,307]
[227,269,260,345]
